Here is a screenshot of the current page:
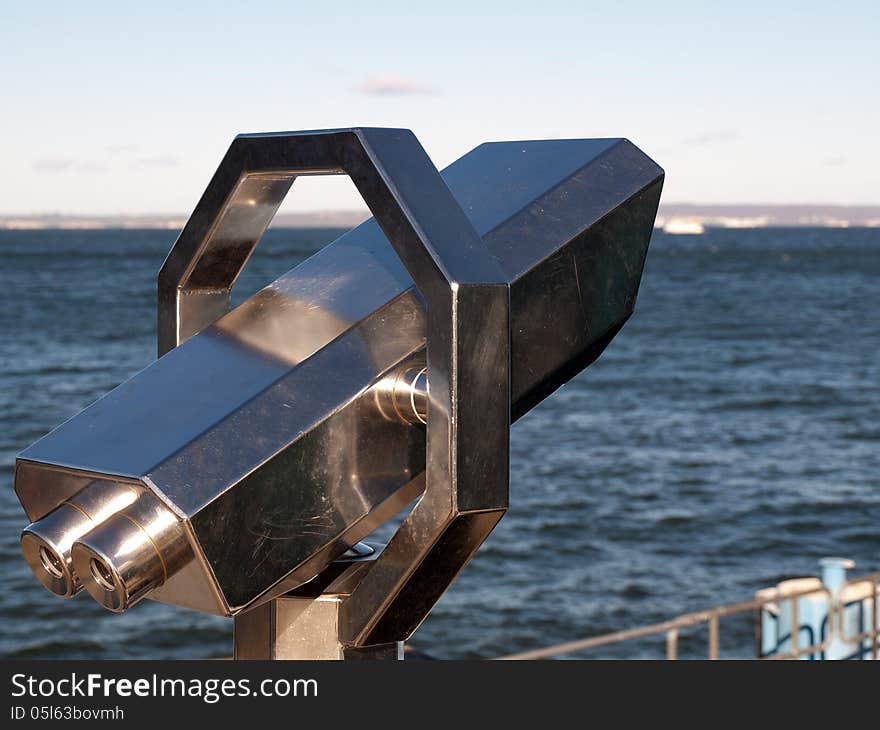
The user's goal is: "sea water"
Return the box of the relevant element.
[1,227,877,659]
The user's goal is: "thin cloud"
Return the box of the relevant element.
[133,155,181,168]
[683,130,738,145]
[824,156,846,167]
[306,62,347,77]
[33,153,176,174]
[106,143,140,156]
[32,157,76,173]
[32,157,106,173]
[354,73,437,96]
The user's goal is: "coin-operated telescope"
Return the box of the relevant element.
[15,128,662,659]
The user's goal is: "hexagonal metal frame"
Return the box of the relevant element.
[158,128,511,647]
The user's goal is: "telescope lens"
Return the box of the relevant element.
[90,558,116,592]
[39,545,64,579]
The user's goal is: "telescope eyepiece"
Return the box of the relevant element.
[20,481,140,598]
[21,518,81,598]
[71,492,187,612]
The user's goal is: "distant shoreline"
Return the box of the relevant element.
[2,204,879,231]
[0,211,371,231]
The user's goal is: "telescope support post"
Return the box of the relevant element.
[233,548,404,660]
[234,596,403,660]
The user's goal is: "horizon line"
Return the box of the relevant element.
[2,202,880,232]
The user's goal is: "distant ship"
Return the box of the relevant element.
[662,218,705,234]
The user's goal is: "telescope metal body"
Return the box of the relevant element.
[15,128,663,654]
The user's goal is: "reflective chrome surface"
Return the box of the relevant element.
[14,129,663,649]
[71,491,190,612]
[374,360,429,426]
[21,480,141,598]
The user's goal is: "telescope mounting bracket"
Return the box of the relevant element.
[158,128,511,654]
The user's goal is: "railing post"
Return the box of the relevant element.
[873,580,879,661]
[666,629,678,660]
[708,615,720,660]
[790,598,799,658]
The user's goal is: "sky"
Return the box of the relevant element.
[1,1,878,215]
